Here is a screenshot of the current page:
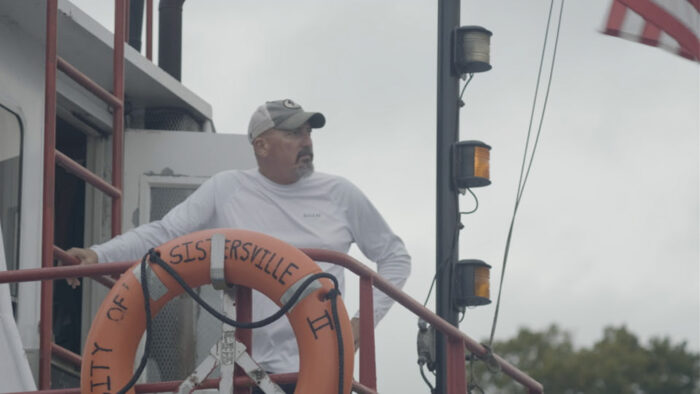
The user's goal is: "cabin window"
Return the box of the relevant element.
[0,105,22,308]
[150,186,196,221]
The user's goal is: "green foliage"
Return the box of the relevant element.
[468,325,700,394]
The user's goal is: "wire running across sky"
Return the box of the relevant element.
[488,0,566,347]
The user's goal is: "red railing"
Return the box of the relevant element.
[6,375,377,394]
[304,250,544,394]
[1,249,543,393]
[41,0,127,388]
[28,1,542,392]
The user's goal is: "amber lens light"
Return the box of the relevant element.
[453,259,492,307]
[473,146,490,180]
[474,265,490,299]
[454,141,491,188]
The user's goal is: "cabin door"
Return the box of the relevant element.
[82,129,255,382]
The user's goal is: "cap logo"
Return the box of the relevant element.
[283,99,300,109]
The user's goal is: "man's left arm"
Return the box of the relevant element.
[342,181,412,326]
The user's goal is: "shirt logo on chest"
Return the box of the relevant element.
[303,212,321,218]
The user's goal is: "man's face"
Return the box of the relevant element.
[262,122,314,182]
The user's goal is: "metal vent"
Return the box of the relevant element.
[145,108,201,131]
[145,184,222,381]
[127,107,202,131]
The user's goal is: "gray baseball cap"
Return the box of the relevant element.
[247,99,326,143]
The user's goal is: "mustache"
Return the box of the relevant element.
[296,148,314,162]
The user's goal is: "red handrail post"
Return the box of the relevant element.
[124,0,130,42]
[446,337,467,394]
[51,344,82,369]
[302,249,544,393]
[40,0,58,388]
[146,0,153,61]
[359,276,377,389]
[112,0,126,238]
[235,286,253,394]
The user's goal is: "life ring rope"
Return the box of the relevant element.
[115,249,345,394]
[81,229,353,394]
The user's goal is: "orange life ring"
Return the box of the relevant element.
[80,229,354,394]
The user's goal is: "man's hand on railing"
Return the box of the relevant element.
[65,247,98,288]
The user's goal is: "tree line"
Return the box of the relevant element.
[466,324,699,393]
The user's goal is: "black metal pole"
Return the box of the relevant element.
[435,0,461,393]
[158,0,185,81]
[128,0,145,52]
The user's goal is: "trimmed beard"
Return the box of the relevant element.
[295,162,314,179]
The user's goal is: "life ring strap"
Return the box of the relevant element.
[80,229,353,394]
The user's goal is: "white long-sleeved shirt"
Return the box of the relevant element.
[92,168,411,373]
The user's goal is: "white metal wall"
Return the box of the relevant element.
[0,4,50,377]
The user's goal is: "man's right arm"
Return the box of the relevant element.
[65,173,222,286]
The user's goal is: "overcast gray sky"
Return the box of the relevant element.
[73,0,699,392]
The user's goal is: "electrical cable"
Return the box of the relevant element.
[460,188,479,215]
[467,354,485,394]
[116,253,153,394]
[116,249,345,394]
[422,186,479,308]
[518,2,565,203]
[468,382,485,394]
[488,0,565,347]
[419,364,436,393]
[418,221,461,394]
[459,73,475,107]
[326,288,345,394]
[418,188,478,391]
[514,1,555,204]
[423,276,437,307]
[422,222,461,307]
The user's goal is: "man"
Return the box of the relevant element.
[68,99,411,393]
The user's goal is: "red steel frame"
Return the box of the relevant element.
[40,1,58,388]
[40,0,126,388]
[2,249,544,393]
[28,1,541,392]
[146,0,154,61]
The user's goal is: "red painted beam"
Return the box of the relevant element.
[352,380,379,394]
[55,150,122,199]
[56,57,123,109]
[112,0,126,238]
[359,276,377,389]
[6,373,303,394]
[303,249,544,394]
[146,0,153,60]
[52,246,116,287]
[51,344,81,369]
[0,261,135,284]
[446,337,467,394]
[124,0,130,42]
[40,0,58,388]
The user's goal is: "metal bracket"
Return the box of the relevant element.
[177,285,285,394]
[279,273,322,311]
[132,263,168,302]
[234,344,285,394]
[219,287,237,394]
[210,233,227,290]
